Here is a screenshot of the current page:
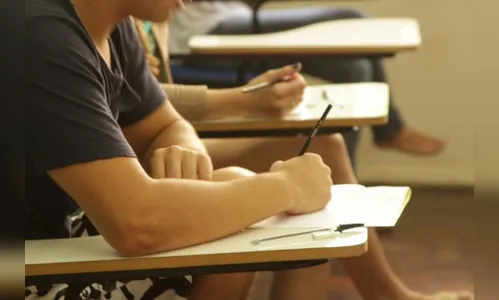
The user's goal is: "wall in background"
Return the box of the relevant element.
[267,0,480,186]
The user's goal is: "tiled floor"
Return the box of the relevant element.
[251,186,474,300]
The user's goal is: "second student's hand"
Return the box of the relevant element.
[240,63,307,118]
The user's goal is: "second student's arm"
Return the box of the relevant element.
[161,83,248,121]
[161,64,306,122]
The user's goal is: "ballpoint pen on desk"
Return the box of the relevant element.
[298,104,333,156]
[250,223,365,245]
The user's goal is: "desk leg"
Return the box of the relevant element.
[251,0,267,33]
[237,61,251,85]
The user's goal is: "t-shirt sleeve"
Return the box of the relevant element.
[26,17,136,172]
[115,20,167,127]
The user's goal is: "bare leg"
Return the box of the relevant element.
[188,167,257,300]
[189,272,255,300]
[204,136,471,300]
[270,262,331,300]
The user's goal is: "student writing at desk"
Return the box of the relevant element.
[133,18,473,300]
[169,2,445,163]
[25,0,334,298]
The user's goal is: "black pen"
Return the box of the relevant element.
[298,104,333,156]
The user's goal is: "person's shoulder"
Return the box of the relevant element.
[26,0,87,43]
[26,0,97,67]
[26,0,73,21]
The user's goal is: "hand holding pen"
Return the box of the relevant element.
[240,63,307,118]
[243,63,334,215]
[252,104,340,243]
[269,152,333,215]
[268,103,333,215]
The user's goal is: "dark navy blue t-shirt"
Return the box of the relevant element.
[25,0,167,240]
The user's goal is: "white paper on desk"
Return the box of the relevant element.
[196,83,388,122]
[289,83,389,120]
[251,184,412,228]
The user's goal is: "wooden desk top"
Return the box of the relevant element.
[189,18,421,55]
[193,82,389,134]
[26,227,367,277]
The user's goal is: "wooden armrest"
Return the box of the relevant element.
[251,0,268,33]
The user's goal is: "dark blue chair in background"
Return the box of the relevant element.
[170,64,257,88]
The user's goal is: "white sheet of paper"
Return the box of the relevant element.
[289,83,389,120]
[197,83,388,123]
[251,184,411,229]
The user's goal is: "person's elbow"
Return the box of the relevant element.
[97,218,150,257]
[108,227,157,257]
[97,205,173,257]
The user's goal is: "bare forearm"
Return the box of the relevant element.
[204,88,251,119]
[128,173,294,256]
[161,83,251,121]
[161,84,208,121]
